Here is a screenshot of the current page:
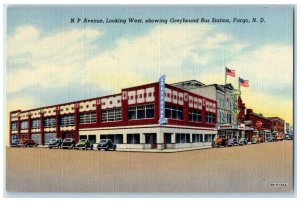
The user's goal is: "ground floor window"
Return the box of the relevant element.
[100,134,123,144]
[11,135,18,141]
[63,133,73,138]
[31,133,41,144]
[20,134,27,139]
[145,133,157,144]
[204,134,216,142]
[192,134,203,142]
[44,133,57,144]
[176,133,190,143]
[127,134,140,144]
[164,133,172,144]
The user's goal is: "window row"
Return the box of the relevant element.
[13,106,216,127]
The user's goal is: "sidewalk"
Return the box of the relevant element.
[116,145,212,153]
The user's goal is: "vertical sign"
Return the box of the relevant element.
[158,75,167,125]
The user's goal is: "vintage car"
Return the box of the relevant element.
[18,139,38,147]
[267,136,276,142]
[275,134,284,141]
[251,135,259,144]
[212,137,227,147]
[74,139,93,150]
[258,136,265,143]
[48,138,63,149]
[238,137,248,145]
[97,139,116,151]
[227,138,239,147]
[61,138,76,149]
[11,139,20,147]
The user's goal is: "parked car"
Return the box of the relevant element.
[267,136,276,142]
[18,139,38,147]
[97,139,116,151]
[238,137,248,145]
[48,138,63,149]
[227,138,239,147]
[275,134,284,141]
[61,138,76,149]
[74,139,93,150]
[212,137,227,147]
[11,139,20,147]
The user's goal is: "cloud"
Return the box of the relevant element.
[83,24,245,92]
[7,25,104,94]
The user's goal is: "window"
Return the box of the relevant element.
[165,105,183,120]
[102,108,122,122]
[44,117,57,127]
[31,133,41,144]
[189,110,202,122]
[31,119,41,129]
[80,112,96,124]
[206,112,216,124]
[60,115,75,126]
[204,134,216,142]
[128,104,154,120]
[11,122,18,130]
[192,134,203,142]
[44,133,57,144]
[127,134,140,144]
[20,121,28,130]
[175,133,190,143]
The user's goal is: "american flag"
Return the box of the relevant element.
[225,67,236,77]
[239,77,249,87]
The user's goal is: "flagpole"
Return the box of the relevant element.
[238,77,241,90]
[225,67,227,84]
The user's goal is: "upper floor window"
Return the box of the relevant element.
[128,104,154,120]
[44,117,57,128]
[20,121,28,130]
[189,110,202,122]
[80,112,96,124]
[11,121,18,130]
[102,108,122,122]
[31,119,41,129]
[60,115,75,126]
[206,112,216,124]
[165,105,183,120]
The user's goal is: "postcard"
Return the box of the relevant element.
[5,5,294,195]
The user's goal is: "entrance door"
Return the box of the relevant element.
[145,134,157,149]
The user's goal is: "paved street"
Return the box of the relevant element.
[6,141,293,193]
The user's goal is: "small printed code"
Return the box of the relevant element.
[270,183,288,187]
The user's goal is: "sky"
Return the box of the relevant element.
[6,5,294,128]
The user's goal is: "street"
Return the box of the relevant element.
[6,141,293,192]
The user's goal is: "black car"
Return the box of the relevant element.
[97,139,116,151]
[48,138,63,149]
[11,139,19,147]
[61,138,76,149]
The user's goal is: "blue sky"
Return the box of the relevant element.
[6,5,294,124]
